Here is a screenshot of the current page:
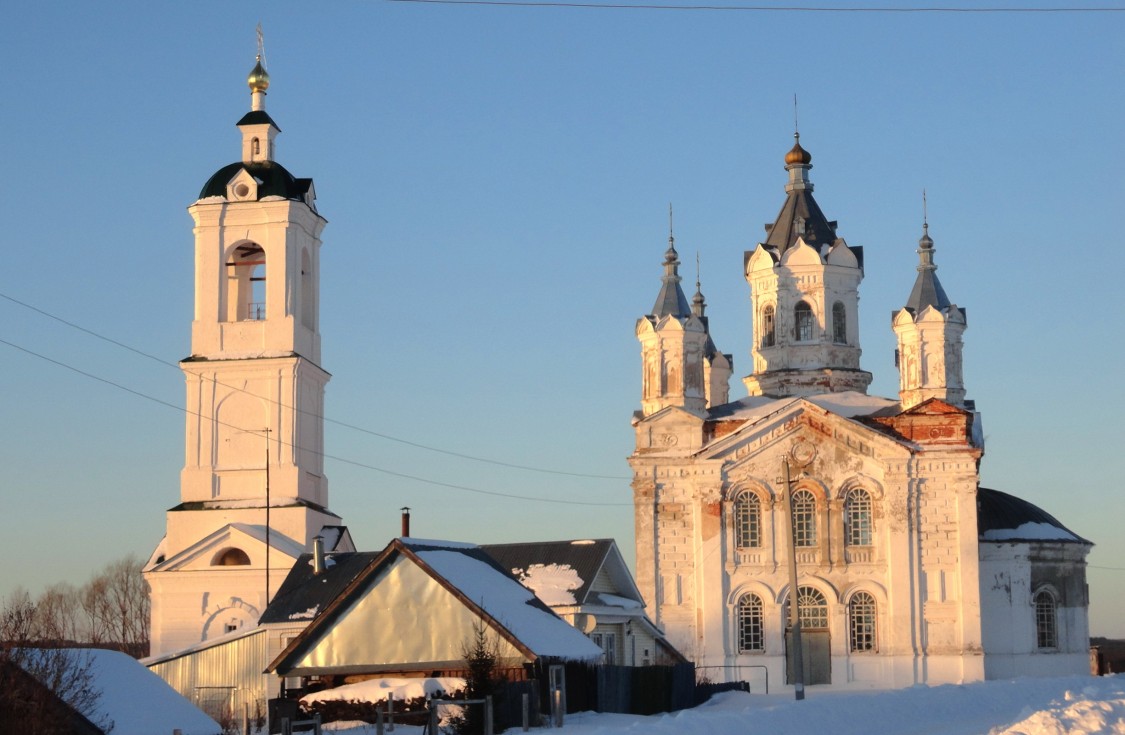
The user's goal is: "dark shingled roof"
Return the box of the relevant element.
[236,110,280,130]
[258,551,377,625]
[977,487,1090,544]
[481,539,616,606]
[904,267,952,314]
[198,160,312,201]
[763,188,838,255]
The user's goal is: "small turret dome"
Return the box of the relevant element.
[785,133,812,166]
[248,56,270,93]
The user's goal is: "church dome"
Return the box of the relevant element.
[785,133,812,165]
[199,160,310,201]
[248,57,270,93]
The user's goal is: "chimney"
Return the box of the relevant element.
[312,535,325,575]
[401,507,411,538]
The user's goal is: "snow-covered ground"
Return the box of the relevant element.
[320,675,1125,735]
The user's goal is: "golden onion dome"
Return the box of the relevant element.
[247,56,270,93]
[785,132,812,166]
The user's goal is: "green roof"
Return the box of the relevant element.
[198,160,312,201]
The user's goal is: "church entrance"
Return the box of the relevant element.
[784,586,831,686]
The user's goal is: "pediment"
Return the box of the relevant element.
[226,168,260,202]
[825,238,859,267]
[897,397,968,416]
[745,244,779,274]
[149,523,305,573]
[779,237,823,267]
[700,398,909,465]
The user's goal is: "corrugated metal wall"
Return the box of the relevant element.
[147,628,280,725]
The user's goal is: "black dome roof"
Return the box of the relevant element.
[977,487,1089,544]
[199,160,311,201]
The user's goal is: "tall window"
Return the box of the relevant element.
[849,592,877,651]
[794,301,814,342]
[761,305,776,347]
[792,489,817,547]
[227,242,266,321]
[845,488,873,547]
[832,301,847,344]
[785,586,829,629]
[737,594,764,652]
[734,492,761,549]
[1034,590,1057,649]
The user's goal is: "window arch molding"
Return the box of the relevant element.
[835,475,885,502]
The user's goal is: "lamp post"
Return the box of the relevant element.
[782,457,805,701]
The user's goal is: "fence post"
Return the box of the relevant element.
[314,712,322,735]
[388,693,395,732]
[377,708,385,735]
[553,688,563,727]
[280,717,290,735]
[428,701,439,735]
[485,695,494,735]
[522,692,529,732]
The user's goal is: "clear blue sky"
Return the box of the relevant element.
[1,2,1123,637]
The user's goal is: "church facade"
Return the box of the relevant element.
[629,135,1091,690]
[144,56,352,657]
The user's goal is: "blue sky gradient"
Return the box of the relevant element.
[1,2,1122,636]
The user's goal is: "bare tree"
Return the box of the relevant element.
[78,554,150,657]
[0,589,113,733]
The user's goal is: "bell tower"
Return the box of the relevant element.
[892,218,968,409]
[145,53,350,657]
[743,135,872,398]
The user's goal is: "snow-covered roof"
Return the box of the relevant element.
[406,540,604,660]
[977,487,1090,545]
[481,539,640,608]
[84,649,221,735]
[706,392,899,423]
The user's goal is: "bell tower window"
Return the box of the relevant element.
[760,305,776,348]
[226,243,267,321]
[794,301,814,342]
[832,301,847,344]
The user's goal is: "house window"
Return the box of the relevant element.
[761,305,776,348]
[832,301,847,344]
[1034,589,1057,649]
[791,489,817,547]
[845,488,873,547]
[785,586,829,629]
[591,632,617,665]
[794,301,814,342]
[737,593,764,652]
[849,592,877,652]
[734,492,761,549]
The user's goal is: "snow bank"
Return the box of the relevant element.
[302,676,465,706]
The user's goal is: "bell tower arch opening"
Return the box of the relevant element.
[226,242,267,322]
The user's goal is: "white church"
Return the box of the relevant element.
[143,55,354,658]
[629,135,1092,689]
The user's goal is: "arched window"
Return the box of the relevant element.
[832,301,847,344]
[761,305,776,348]
[791,489,817,547]
[213,548,251,566]
[252,137,261,155]
[1034,589,1057,649]
[845,488,873,547]
[227,242,266,321]
[794,301,814,342]
[737,593,764,652]
[785,586,829,629]
[849,592,877,651]
[734,492,761,549]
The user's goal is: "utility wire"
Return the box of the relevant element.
[0,336,632,507]
[385,0,1125,12]
[0,290,629,481]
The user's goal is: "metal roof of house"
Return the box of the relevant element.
[259,551,378,625]
[481,539,619,606]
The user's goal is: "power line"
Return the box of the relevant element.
[0,337,633,507]
[0,290,629,481]
[385,0,1125,12]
